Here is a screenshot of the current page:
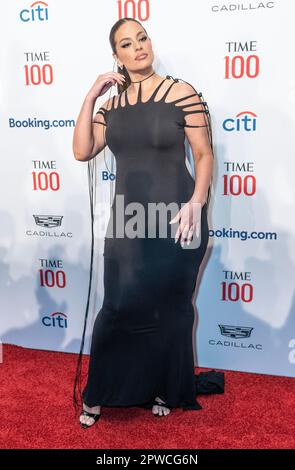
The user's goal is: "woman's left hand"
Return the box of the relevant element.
[169,198,202,246]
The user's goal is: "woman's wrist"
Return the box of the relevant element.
[85,93,97,104]
[190,192,206,208]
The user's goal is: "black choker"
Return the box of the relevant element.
[130,71,156,83]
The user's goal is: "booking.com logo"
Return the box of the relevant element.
[20,1,49,22]
[209,227,277,241]
[42,312,68,328]
[223,111,257,132]
[8,117,75,130]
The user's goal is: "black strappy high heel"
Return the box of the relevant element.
[79,409,101,429]
[152,398,172,417]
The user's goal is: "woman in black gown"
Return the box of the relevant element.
[73,18,224,428]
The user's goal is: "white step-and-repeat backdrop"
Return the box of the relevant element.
[1,0,295,377]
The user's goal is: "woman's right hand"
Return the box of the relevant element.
[87,72,126,100]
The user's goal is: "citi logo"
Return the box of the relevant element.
[20,1,49,22]
[223,111,257,132]
[42,312,68,328]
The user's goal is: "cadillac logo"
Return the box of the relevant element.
[33,215,63,228]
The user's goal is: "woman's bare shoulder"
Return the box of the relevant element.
[168,79,200,101]
[99,96,113,111]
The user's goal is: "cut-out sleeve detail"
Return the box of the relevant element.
[170,76,214,207]
[178,92,210,129]
[93,106,107,127]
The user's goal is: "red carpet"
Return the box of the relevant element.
[0,344,294,449]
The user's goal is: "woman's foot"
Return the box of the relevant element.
[79,403,101,428]
[152,396,171,416]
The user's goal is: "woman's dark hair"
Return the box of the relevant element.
[109,18,148,94]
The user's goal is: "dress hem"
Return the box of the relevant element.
[81,370,224,411]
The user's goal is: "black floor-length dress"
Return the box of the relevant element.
[81,75,224,410]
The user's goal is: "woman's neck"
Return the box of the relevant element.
[128,70,161,94]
